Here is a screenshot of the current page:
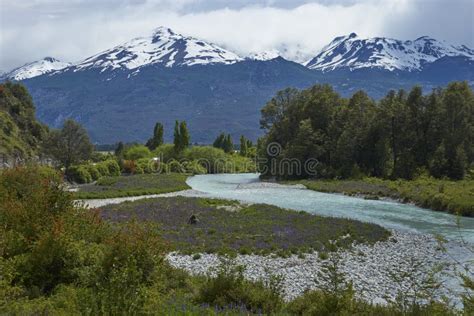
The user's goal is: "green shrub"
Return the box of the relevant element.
[195,259,283,314]
[0,166,169,314]
[153,144,177,162]
[85,222,166,314]
[124,145,151,161]
[168,160,186,173]
[95,161,110,177]
[184,146,227,173]
[67,165,92,184]
[183,160,207,175]
[287,289,363,315]
[105,159,121,176]
[85,164,101,181]
[90,152,110,162]
[137,158,154,174]
[151,145,255,174]
[318,251,329,260]
[134,163,144,174]
[158,162,170,174]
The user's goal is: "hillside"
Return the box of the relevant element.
[0,83,48,159]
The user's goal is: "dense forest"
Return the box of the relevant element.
[0,83,48,159]
[258,81,473,180]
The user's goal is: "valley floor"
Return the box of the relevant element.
[70,173,473,311]
[92,195,463,307]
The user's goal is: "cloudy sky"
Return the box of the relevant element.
[0,0,473,71]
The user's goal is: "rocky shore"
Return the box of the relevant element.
[167,230,458,304]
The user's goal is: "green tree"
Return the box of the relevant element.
[174,120,190,152]
[285,119,327,179]
[441,82,473,179]
[146,122,164,150]
[223,134,234,153]
[429,143,447,178]
[213,133,226,149]
[43,119,93,174]
[173,120,181,151]
[115,141,124,157]
[260,88,300,130]
[213,133,233,153]
[259,82,473,181]
[179,121,190,150]
[240,135,248,156]
[449,145,467,180]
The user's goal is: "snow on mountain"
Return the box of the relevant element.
[306,33,474,72]
[247,49,280,61]
[3,57,71,80]
[71,27,243,72]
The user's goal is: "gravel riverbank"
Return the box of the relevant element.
[167,230,458,304]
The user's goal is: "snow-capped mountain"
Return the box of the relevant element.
[306,33,474,72]
[247,50,280,61]
[68,27,243,73]
[4,27,474,144]
[3,57,71,80]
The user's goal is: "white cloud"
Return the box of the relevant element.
[0,0,472,70]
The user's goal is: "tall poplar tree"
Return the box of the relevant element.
[179,121,190,150]
[173,120,181,150]
[146,122,164,150]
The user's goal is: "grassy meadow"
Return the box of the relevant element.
[73,173,190,199]
[100,197,390,257]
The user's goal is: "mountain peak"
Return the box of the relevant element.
[43,56,59,62]
[2,57,70,80]
[348,32,358,39]
[306,34,474,72]
[247,49,280,61]
[72,26,243,72]
[152,26,175,35]
[151,26,177,40]
[414,35,435,41]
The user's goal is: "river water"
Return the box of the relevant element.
[187,173,474,244]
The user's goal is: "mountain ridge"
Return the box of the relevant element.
[3,29,473,80]
[305,33,474,72]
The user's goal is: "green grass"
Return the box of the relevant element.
[99,196,390,256]
[74,173,190,199]
[287,177,474,217]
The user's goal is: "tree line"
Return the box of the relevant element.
[258,82,473,180]
[7,80,471,182]
[212,133,253,156]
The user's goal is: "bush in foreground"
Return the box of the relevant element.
[0,166,167,314]
[195,259,284,314]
